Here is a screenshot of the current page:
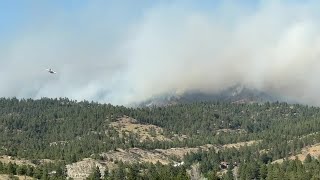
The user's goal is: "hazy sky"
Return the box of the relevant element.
[1,0,320,106]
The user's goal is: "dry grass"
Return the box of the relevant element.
[98,141,258,165]
[0,156,35,167]
[0,174,33,180]
[66,139,259,179]
[110,116,172,142]
[100,148,172,165]
[216,128,246,135]
[222,140,261,149]
[66,158,109,180]
[273,143,320,164]
[155,144,217,159]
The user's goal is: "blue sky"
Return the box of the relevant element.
[0,1,139,38]
[1,0,313,41]
[0,0,261,39]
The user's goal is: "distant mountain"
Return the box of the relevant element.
[138,85,279,107]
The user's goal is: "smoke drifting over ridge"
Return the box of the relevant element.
[1,1,320,106]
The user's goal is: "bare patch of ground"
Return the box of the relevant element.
[155,144,217,159]
[66,158,111,180]
[66,139,259,179]
[216,129,246,135]
[0,155,55,168]
[110,116,173,142]
[49,141,68,146]
[0,156,35,167]
[0,174,33,180]
[187,163,205,180]
[100,148,172,165]
[273,143,320,164]
[99,140,258,166]
[222,140,261,149]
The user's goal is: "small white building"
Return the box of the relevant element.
[173,161,184,167]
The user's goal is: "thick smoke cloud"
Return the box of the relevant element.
[1,1,320,106]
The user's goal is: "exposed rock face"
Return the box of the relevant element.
[100,148,172,165]
[66,158,106,180]
[272,143,320,164]
[65,146,214,179]
[65,140,260,179]
[155,144,217,159]
[110,116,173,142]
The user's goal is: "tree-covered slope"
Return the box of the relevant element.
[137,85,279,107]
[1,97,320,179]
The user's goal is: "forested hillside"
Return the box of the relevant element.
[137,85,277,107]
[1,97,320,179]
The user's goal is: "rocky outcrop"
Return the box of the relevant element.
[100,148,172,165]
[66,158,106,180]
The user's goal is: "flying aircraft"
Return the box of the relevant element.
[46,68,57,74]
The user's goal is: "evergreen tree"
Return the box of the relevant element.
[6,162,16,175]
[259,164,267,180]
[87,166,101,180]
[304,154,312,163]
[103,166,109,180]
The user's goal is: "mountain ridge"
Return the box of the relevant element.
[137,84,280,107]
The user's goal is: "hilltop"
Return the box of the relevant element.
[1,98,320,179]
[137,84,279,108]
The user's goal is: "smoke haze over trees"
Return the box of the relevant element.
[1,1,320,105]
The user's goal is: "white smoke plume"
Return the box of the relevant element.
[1,1,320,106]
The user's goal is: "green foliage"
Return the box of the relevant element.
[0,161,66,179]
[2,98,320,162]
[87,166,101,180]
[305,154,312,163]
[1,98,320,178]
[101,162,189,180]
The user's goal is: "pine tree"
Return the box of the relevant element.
[0,162,4,173]
[259,164,267,180]
[87,166,101,180]
[6,162,16,175]
[115,162,125,180]
[16,165,26,175]
[103,166,109,180]
[304,154,312,163]
[25,166,34,177]
[207,170,219,180]
[223,168,234,180]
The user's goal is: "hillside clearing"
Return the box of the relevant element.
[0,174,33,180]
[273,143,320,164]
[110,116,185,142]
[0,155,35,167]
[222,140,261,149]
[66,140,260,179]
